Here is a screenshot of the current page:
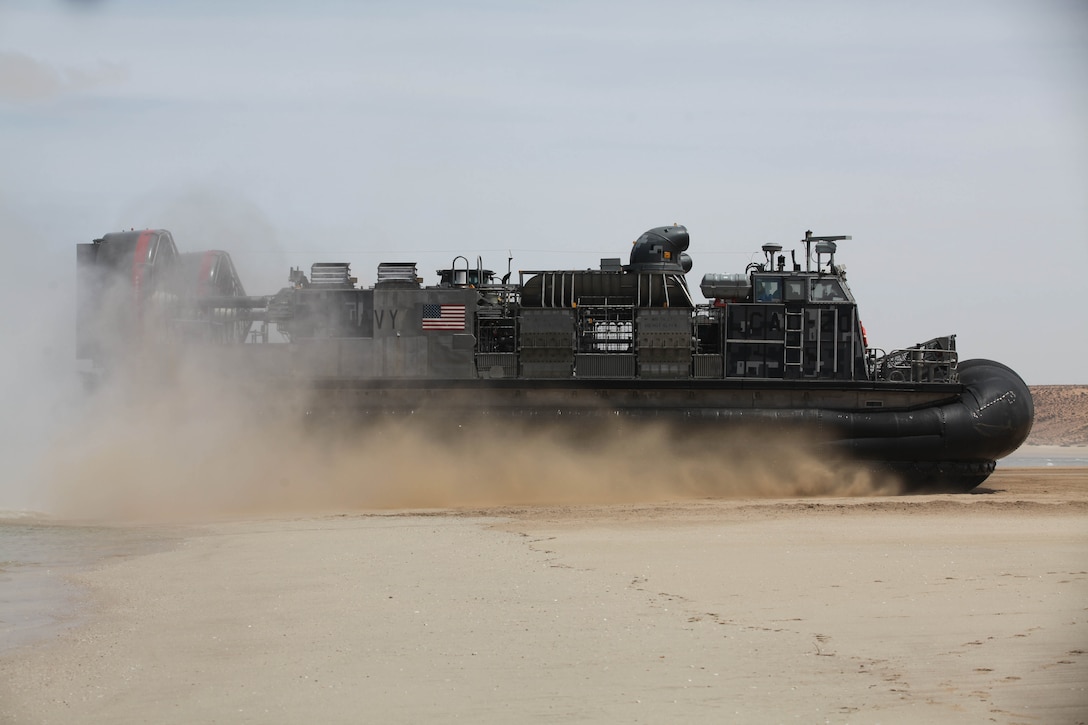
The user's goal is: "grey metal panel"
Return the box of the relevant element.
[575,354,635,378]
[637,307,691,332]
[289,337,433,379]
[293,340,341,377]
[355,289,375,337]
[382,336,429,377]
[451,333,475,351]
[426,334,476,379]
[520,333,572,349]
[521,361,573,378]
[372,288,420,337]
[636,308,691,349]
[694,354,723,379]
[220,343,294,378]
[638,361,690,379]
[337,338,378,377]
[520,346,572,359]
[634,308,690,378]
[724,340,787,379]
[726,303,786,341]
[279,289,375,339]
[639,347,689,363]
[354,287,479,378]
[519,309,574,373]
[520,309,574,333]
[476,353,517,379]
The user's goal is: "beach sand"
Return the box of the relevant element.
[1,467,1085,724]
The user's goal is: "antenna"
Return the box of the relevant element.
[761,243,782,270]
[803,230,852,272]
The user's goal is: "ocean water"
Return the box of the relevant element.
[1003,453,1088,468]
[0,517,174,655]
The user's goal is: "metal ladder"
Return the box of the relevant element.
[784,309,805,376]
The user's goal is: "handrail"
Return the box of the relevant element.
[870,336,958,383]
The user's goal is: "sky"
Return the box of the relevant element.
[0,0,1085,384]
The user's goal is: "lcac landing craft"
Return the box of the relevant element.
[76,226,1033,492]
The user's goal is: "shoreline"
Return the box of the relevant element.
[1014,444,1088,457]
[0,520,183,659]
[2,468,1085,723]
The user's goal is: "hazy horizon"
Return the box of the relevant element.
[1,0,1085,384]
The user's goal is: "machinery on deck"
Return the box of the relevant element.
[76,225,1034,492]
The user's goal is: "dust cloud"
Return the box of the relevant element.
[117,187,292,296]
[0,204,80,514]
[42,343,898,523]
[10,201,895,522]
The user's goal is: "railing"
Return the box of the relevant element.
[575,298,636,353]
[869,335,958,383]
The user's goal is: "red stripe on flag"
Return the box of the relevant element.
[421,303,465,330]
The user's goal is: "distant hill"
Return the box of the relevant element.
[1026,386,1088,446]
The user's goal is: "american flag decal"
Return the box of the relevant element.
[421,303,465,330]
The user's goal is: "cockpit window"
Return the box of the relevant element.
[809,279,847,302]
[754,277,782,302]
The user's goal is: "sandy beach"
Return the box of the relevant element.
[2,467,1085,724]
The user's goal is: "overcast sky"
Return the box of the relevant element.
[1,0,1085,384]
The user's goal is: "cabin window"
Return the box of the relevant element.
[785,279,805,301]
[754,277,782,302]
[810,279,847,302]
